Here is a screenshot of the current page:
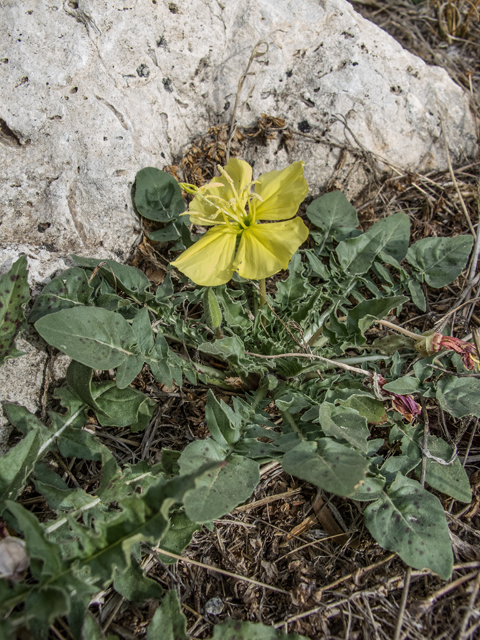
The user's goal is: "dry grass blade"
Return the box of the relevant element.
[153,547,291,595]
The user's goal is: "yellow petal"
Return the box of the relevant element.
[189,159,252,226]
[250,161,309,221]
[171,226,238,286]
[233,217,309,280]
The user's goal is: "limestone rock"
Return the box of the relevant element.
[1,0,476,270]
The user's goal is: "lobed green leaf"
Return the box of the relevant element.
[29,267,93,324]
[0,255,30,365]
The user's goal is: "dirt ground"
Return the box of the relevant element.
[17,1,480,638]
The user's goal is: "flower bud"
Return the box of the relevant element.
[414,330,442,358]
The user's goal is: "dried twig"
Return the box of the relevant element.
[458,570,480,640]
[441,119,476,238]
[273,554,396,628]
[153,547,290,595]
[225,41,269,161]
[245,350,371,376]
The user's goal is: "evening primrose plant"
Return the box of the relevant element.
[0,159,479,638]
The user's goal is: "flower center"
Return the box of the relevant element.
[179,165,264,231]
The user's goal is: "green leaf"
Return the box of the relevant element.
[148,221,182,242]
[383,376,420,395]
[303,249,330,279]
[336,213,410,274]
[147,590,188,640]
[380,455,420,483]
[204,287,223,330]
[134,167,185,223]
[78,462,221,585]
[66,360,102,411]
[6,501,64,578]
[347,295,408,335]
[319,402,369,453]
[34,462,94,511]
[155,273,174,302]
[25,585,70,630]
[28,267,93,324]
[0,430,40,515]
[282,439,369,496]
[179,440,260,523]
[436,376,480,418]
[0,620,14,639]
[407,278,426,312]
[352,476,386,502]
[2,403,47,437]
[216,286,251,329]
[199,335,258,374]
[72,256,152,301]
[93,382,156,431]
[147,333,185,389]
[373,213,411,262]
[116,307,153,388]
[205,389,242,446]
[306,191,358,236]
[210,619,309,640]
[339,394,387,424]
[406,235,473,288]
[414,435,472,503]
[275,253,311,307]
[372,333,414,355]
[4,398,97,462]
[57,425,104,460]
[35,307,137,370]
[157,510,201,564]
[364,473,453,579]
[0,255,30,365]
[81,613,105,640]
[113,559,164,602]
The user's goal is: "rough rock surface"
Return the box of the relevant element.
[0,0,477,429]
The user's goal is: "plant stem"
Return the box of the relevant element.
[280,411,304,439]
[376,318,421,341]
[251,380,269,411]
[259,278,267,309]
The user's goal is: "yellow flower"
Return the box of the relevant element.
[170,159,309,286]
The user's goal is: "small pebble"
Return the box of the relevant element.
[0,537,30,581]
[205,596,224,615]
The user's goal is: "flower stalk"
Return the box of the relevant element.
[259,278,267,309]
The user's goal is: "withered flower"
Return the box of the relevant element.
[372,375,422,422]
[416,331,479,371]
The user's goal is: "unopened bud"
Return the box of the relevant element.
[0,537,30,582]
[415,331,442,358]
